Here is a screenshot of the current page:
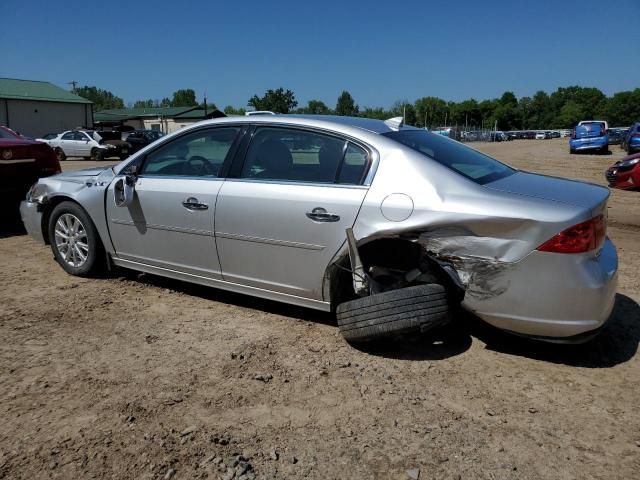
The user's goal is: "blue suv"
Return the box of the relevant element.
[569,121,609,154]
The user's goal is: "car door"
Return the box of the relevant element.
[75,131,93,157]
[58,131,77,156]
[214,126,371,300]
[106,126,243,278]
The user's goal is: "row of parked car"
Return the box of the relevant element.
[568,121,640,155]
[37,129,164,162]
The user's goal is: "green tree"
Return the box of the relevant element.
[528,91,553,129]
[359,107,391,120]
[133,99,155,109]
[390,100,417,126]
[297,99,331,114]
[550,86,605,122]
[74,85,124,111]
[414,96,447,128]
[556,101,585,128]
[335,91,359,116]
[248,88,297,113]
[601,89,640,126]
[223,105,247,116]
[517,96,532,129]
[171,89,198,107]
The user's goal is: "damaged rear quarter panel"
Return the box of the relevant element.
[348,145,590,303]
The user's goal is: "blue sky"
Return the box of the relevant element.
[3,0,638,109]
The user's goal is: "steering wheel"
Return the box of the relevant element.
[184,156,216,176]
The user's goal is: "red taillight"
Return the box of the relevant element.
[571,129,576,139]
[537,215,605,254]
[601,127,606,136]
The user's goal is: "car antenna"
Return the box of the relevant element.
[384,117,404,131]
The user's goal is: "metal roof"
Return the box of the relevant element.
[94,107,225,123]
[0,78,92,104]
[96,107,198,119]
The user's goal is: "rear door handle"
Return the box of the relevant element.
[182,197,208,210]
[306,207,340,222]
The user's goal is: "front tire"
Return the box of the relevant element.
[91,148,105,161]
[48,202,104,277]
[336,284,450,343]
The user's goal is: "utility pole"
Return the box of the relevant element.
[68,81,78,92]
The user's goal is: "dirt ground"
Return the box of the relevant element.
[1,140,638,480]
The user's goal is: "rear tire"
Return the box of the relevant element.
[55,148,66,162]
[48,201,104,277]
[336,284,450,343]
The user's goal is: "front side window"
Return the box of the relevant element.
[383,129,515,185]
[140,127,240,178]
[240,127,369,184]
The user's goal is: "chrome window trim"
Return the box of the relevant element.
[221,177,369,189]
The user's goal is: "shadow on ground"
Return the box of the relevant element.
[469,293,640,368]
[0,206,26,239]
[115,271,639,366]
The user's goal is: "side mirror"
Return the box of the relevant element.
[114,175,136,207]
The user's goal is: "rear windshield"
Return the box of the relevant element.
[383,130,515,184]
[576,124,603,135]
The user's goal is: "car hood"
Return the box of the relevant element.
[55,166,112,179]
[485,171,609,210]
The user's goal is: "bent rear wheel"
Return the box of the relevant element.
[48,202,104,276]
[336,284,450,343]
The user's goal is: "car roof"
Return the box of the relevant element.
[205,114,419,135]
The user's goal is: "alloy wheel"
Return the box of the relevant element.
[54,213,89,268]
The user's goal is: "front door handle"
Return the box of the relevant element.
[306,207,340,222]
[182,197,208,211]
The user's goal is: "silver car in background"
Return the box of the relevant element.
[20,115,618,343]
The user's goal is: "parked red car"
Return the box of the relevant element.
[0,126,61,201]
[605,152,640,190]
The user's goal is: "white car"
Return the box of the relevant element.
[39,130,117,162]
[535,132,546,140]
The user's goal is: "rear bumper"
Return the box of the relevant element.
[463,238,618,340]
[570,138,607,151]
[19,200,46,244]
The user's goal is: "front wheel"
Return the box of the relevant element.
[48,202,104,276]
[91,148,105,161]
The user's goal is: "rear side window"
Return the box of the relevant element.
[240,127,368,184]
[384,130,515,184]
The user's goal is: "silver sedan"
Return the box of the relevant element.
[20,115,618,343]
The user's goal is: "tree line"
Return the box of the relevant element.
[73,84,640,130]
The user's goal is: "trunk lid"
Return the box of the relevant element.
[486,171,609,214]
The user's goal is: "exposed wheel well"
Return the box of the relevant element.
[327,237,464,310]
